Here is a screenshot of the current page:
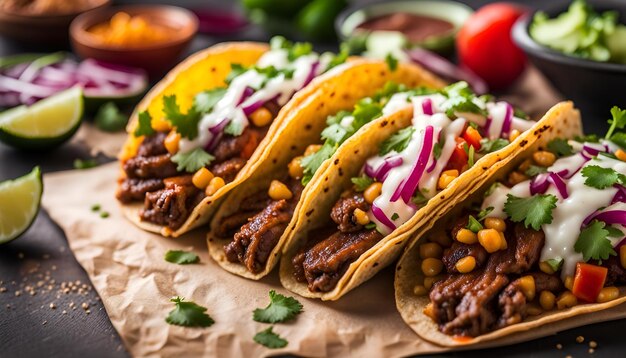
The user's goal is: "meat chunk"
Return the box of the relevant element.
[330,191,370,233]
[213,127,267,162]
[139,176,201,230]
[136,132,168,157]
[123,154,178,179]
[295,229,383,292]
[493,223,544,274]
[210,157,247,183]
[442,242,489,273]
[116,178,164,203]
[603,256,626,286]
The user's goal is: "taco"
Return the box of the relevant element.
[394,105,626,347]
[279,81,544,300]
[116,37,354,237]
[207,76,446,279]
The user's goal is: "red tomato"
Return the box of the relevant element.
[447,137,468,172]
[456,3,528,90]
[572,262,608,303]
[463,126,482,150]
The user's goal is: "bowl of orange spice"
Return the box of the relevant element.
[70,5,198,75]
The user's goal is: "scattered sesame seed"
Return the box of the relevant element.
[589,341,597,348]
[81,302,89,310]
[15,291,21,297]
[589,348,595,354]
[18,253,24,259]
[86,309,91,314]
[49,303,56,309]
[42,320,47,325]
[51,265,57,271]
[565,355,572,358]
[556,343,563,350]
[6,304,10,309]
[42,254,50,259]
[576,336,585,343]
[0,287,7,293]
[62,310,67,315]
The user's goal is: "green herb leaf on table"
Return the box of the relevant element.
[351,175,374,192]
[546,138,573,157]
[163,95,202,140]
[385,53,398,71]
[194,88,227,113]
[74,158,98,170]
[380,127,415,156]
[165,297,214,327]
[95,102,127,132]
[466,215,483,233]
[165,250,200,265]
[479,138,509,153]
[581,165,626,189]
[254,326,288,349]
[134,111,155,137]
[253,290,303,324]
[171,148,215,173]
[575,220,617,263]
[504,194,558,231]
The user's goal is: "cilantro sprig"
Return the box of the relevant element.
[380,127,415,156]
[575,220,617,263]
[351,174,374,192]
[581,165,626,189]
[171,148,215,173]
[504,194,558,230]
[439,81,487,118]
[546,138,573,157]
[466,215,483,233]
[163,95,202,140]
[479,138,509,154]
[164,250,200,265]
[253,290,303,324]
[194,88,226,113]
[134,111,155,137]
[385,53,398,71]
[605,106,626,140]
[165,297,214,327]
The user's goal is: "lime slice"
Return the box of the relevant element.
[0,86,84,150]
[0,167,42,244]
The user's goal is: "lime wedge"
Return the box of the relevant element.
[0,86,84,149]
[0,167,42,244]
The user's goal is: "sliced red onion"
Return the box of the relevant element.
[421,98,433,115]
[366,156,404,182]
[391,125,434,203]
[371,203,396,231]
[302,61,320,88]
[242,99,265,116]
[426,157,437,173]
[612,185,626,204]
[192,8,248,35]
[548,172,568,199]
[500,103,513,137]
[237,87,254,106]
[405,47,488,94]
[529,172,568,198]
[205,118,230,151]
[583,210,626,227]
[582,143,609,158]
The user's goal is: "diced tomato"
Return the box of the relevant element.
[241,133,259,159]
[463,126,482,150]
[446,137,469,172]
[572,262,608,303]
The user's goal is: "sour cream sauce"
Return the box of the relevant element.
[482,150,626,278]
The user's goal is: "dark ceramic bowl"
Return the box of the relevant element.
[512,0,626,133]
[70,5,198,77]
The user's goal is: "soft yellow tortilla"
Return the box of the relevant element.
[207,60,447,279]
[393,102,623,348]
[280,102,582,301]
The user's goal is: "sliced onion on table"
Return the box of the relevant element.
[405,47,488,94]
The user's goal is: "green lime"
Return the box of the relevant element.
[0,86,84,150]
[0,167,43,244]
[296,0,347,41]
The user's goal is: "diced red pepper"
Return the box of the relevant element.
[241,132,259,159]
[446,137,469,172]
[572,262,608,303]
[463,126,482,150]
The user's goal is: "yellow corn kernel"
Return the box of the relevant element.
[621,246,626,269]
[597,287,620,303]
[556,291,578,310]
[564,276,574,291]
[519,275,536,301]
[455,256,476,274]
[364,182,383,204]
[164,131,181,154]
[526,303,543,316]
[616,149,626,162]
[353,208,370,226]
[539,261,555,275]
[508,171,529,185]
[205,177,225,196]
[249,107,273,127]
[419,242,443,259]
[423,303,436,320]
[151,117,171,132]
[413,284,428,296]
[456,228,478,244]
[484,217,506,232]
[421,258,443,277]
[304,144,322,156]
[428,231,453,247]
[532,150,557,167]
[509,129,521,142]
[442,169,459,178]
[477,229,502,253]
[423,275,442,290]
[539,290,556,310]
[288,156,304,179]
[437,174,456,190]
[192,168,214,189]
[268,180,292,201]
[499,231,508,250]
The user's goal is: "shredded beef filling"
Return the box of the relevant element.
[292,190,384,293]
[139,176,203,230]
[221,179,304,273]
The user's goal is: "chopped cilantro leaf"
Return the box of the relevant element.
[226,63,247,84]
[91,204,101,212]
[224,120,245,136]
[163,95,201,140]
[546,138,573,157]
[504,194,557,230]
[545,257,563,272]
[385,53,398,71]
[253,290,303,324]
[74,158,97,170]
[321,123,348,143]
[270,36,289,50]
[288,42,313,61]
[440,81,486,118]
[254,326,288,349]
[351,175,374,192]
[581,165,626,189]
[575,220,617,263]
[476,206,494,221]
[380,127,415,155]
[301,142,336,185]
[514,107,529,119]
[525,165,548,177]
[372,82,407,103]
[326,43,349,70]
[351,98,382,131]
[605,106,626,140]
[326,110,351,126]
[165,296,214,327]
[164,250,200,265]
[134,110,155,137]
[479,138,509,153]
[391,213,400,221]
[606,225,624,237]
[574,134,599,143]
[194,88,226,113]
[412,191,427,206]
[365,222,377,230]
[610,132,626,150]
[433,141,443,159]
[95,102,127,132]
[466,215,483,233]
[171,148,214,173]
